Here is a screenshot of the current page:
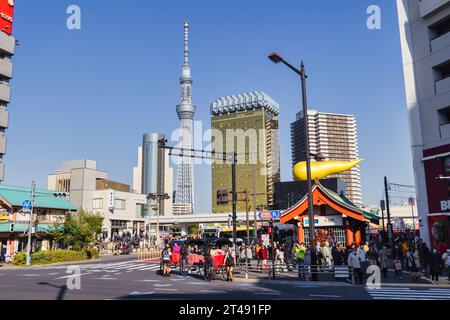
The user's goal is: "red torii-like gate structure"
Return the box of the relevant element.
[280,183,378,247]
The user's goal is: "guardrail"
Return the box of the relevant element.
[235,260,355,283]
[137,248,160,261]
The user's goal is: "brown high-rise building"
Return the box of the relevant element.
[211,92,280,213]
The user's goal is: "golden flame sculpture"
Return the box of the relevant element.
[293,159,363,181]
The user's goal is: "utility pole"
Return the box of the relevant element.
[231,152,237,251]
[384,177,393,246]
[409,196,416,241]
[252,164,257,241]
[26,180,35,267]
[245,189,250,247]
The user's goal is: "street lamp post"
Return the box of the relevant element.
[147,193,170,249]
[25,180,36,266]
[268,53,316,253]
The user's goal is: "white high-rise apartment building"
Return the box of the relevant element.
[291,110,362,206]
[397,0,450,247]
[0,16,16,181]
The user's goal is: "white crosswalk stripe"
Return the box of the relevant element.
[38,261,160,273]
[365,287,450,300]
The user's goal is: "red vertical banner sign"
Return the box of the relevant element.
[0,0,14,35]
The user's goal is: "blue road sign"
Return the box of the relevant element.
[270,210,282,220]
[22,200,32,209]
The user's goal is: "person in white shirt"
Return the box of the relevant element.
[357,244,367,274]
[348,249,363,284]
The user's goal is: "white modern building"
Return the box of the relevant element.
[48,160,108,212]
[92,189,148,240]
[48,159,153,239]
[0,19,16,181]
[291,110,362,206]
[397,0,450,248]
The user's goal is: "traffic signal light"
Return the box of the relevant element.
[217,189,229,205]
[53,192,69,198]
[9,223,14,232]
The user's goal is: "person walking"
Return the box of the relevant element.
[223,246,237,282]
[378,246,389,279]
[357,244,368,276]
[296,243,307,281]
[442,248,450,283]
[348,248,363,284]
[429,248,442,284]
[367,245,378,266]
[419,242,431,278]
[161,244,172,277]
[332,242,343,266]
[260,245,268,272]
[394,257,403,280]
[406,248,421,282]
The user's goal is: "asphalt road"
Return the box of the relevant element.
[0,256,449,300]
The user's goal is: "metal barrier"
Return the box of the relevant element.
[236,260,355,283]
[138,248,160,261]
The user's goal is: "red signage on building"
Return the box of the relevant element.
[0,0,14,35]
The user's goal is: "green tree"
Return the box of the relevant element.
[188,223,200,236]
[51,210,103,250]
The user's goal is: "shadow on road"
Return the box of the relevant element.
[38,282,68,300]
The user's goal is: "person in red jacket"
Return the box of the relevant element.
[260,245,268,272]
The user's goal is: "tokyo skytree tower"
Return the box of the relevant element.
[174,22,196,214]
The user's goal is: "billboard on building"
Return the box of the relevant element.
[0,0,14,35]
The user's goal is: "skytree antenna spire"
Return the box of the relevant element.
[174,22,196,215]
[184,22,189,65]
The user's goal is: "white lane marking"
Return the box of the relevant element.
[128,291,155,296]
[54,273,91,280]
[200,290,227,294]
[187,282,206,285]
[48,273,59,276]
[136,279,160,282]
[92,278,118,280]
[253,292,282,295]
[310,294,341,298]
[19,274,40,277]
[136,265,160,271]
[153,283,173,287]
[154,288,177,291]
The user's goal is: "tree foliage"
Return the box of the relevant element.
[51,210,103,250]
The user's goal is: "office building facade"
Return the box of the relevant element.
[47,160,108,212]
[291,110,362,207]
[397,0,450,247]
[0,0,15,182]
[211,91,280,213]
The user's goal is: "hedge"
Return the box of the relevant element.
[13,249,99,266]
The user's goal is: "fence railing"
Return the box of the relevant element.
[235,260,355,283]
[137,248,160,261]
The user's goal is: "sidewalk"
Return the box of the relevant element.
[232,265,450,288]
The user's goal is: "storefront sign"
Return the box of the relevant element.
[0,0,14,35]
[107,189,115,211]
[0,208,9,220]
[258,210,282,220]
[440,200,450,211]
[260,234,270,246]
[303,215,343,227]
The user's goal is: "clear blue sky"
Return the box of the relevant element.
[5,0,414,210]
